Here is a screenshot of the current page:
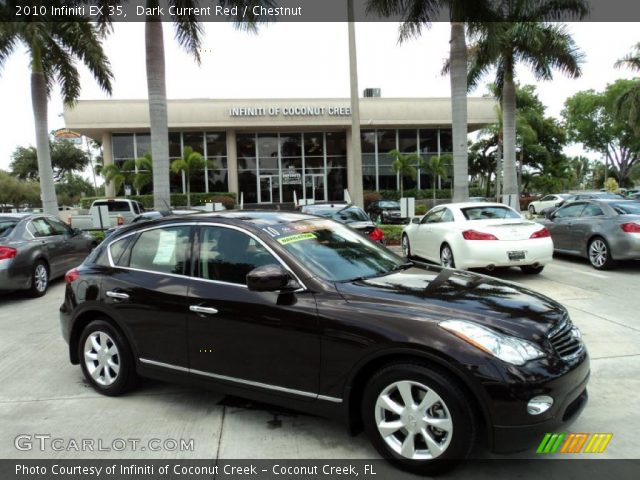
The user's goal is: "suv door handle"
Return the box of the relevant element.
[189,305,219,315]
[106,291,130,300]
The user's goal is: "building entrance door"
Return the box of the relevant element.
[258,175,278,203]
[305,174,326,202]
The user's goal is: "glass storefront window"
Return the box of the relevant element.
[326,132,346,156]
[304,132,324,156]
[377,130,396,156]
[398,129,418,153]
[135,133,151,158]
[183,132,204,154]
[206,132,226,156]
[112,134,134,159]
[419,129,438,154]
[440,129,453,152]
[361,130,376,154]
[258,134,279,158]
[237,134,256,158]
[280,134,302,157]
[169,132,182,158]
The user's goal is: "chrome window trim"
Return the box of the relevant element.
[139,358,341,403]
[105,221,307,291]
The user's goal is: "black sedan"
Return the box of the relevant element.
[366,200,405,224]
[300,203,385,243]
[539,199,640,269]
[60,212,589,474]
[0,214,96,297]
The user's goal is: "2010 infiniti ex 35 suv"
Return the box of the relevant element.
[59,211,589,474]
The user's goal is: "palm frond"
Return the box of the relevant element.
[615,43,640,72]
[171,0,205,63]
[41,40,81,104]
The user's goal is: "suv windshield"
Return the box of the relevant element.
[272,219,404,282]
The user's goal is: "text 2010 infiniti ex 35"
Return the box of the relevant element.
[59,211,589,474]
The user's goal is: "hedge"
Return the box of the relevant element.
[80,192,237,210]
[380,225,404,245]
[374,187,487,201]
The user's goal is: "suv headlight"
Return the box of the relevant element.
[440,320,545,366]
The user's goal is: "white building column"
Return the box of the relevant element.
[101,132,115,198]
[226,130,238,197]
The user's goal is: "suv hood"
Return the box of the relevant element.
[334,265,566,341]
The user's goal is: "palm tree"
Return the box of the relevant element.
[171,147,208,207]
[0,18,113,216]
[133,153,154,194]
[424,155,451,203]
[102,159,136,196]
[367,1,492,203]
[467,1,588,209]
[614,44,640,135]
[389,149,423,198]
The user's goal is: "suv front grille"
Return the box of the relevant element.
[548,319,584,360]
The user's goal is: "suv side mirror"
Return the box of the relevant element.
[246,264,297,292]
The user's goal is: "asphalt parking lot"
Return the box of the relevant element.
[1,254,639,474]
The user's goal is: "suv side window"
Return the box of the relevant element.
[440,208,454,223]
[198,226,278,285]
[128,226,192,275]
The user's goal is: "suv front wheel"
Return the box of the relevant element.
[362,363,476,475]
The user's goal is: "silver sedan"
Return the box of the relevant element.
[538,199,640,270]
[0,214,96,297]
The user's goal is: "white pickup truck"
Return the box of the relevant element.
[69,199,146,230]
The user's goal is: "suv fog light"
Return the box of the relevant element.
[527,395,554,415]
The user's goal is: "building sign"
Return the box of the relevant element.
[229,106,351,117]
[282,166,302,185]
[53,128,83,144]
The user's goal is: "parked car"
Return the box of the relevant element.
[300,203,385,243]
[0,214,96,297]
[104,209,202,237]
[60,211,588,474]
[538,199,640,270]
[69,198,146,230]
[402,202,553,274]
[366,200,405,224]
[527,194,571,215]
[539,191,627,217]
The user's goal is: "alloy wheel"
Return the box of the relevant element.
[34,264,48,293]
[440,246,454,268]
[84,332,120,386]
[374,380,453,460]
[401,235,410,257]
[589,239,608,268]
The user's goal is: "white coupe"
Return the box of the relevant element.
[401,202,554,274]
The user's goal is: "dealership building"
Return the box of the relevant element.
[64,97,496,205]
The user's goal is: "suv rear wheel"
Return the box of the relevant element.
[362,363,476,475]
[79,320,137,396]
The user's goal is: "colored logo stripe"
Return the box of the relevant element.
[537,433,613,454]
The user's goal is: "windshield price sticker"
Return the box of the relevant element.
[277,232,317,245]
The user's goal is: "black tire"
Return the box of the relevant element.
[362,363,477,475]
[588,236,616,270]
[27,260,49,298]
[440,244,455,268]
[520,265,544,275]
[528,205,536,215]
[78,319,137,396]
[401,234,412,258]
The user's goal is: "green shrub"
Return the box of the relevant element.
[206,195,236,209]
[415,204,428,215]
[375,187,485,201]
[90,230,105,244]
[379,225,404,244]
